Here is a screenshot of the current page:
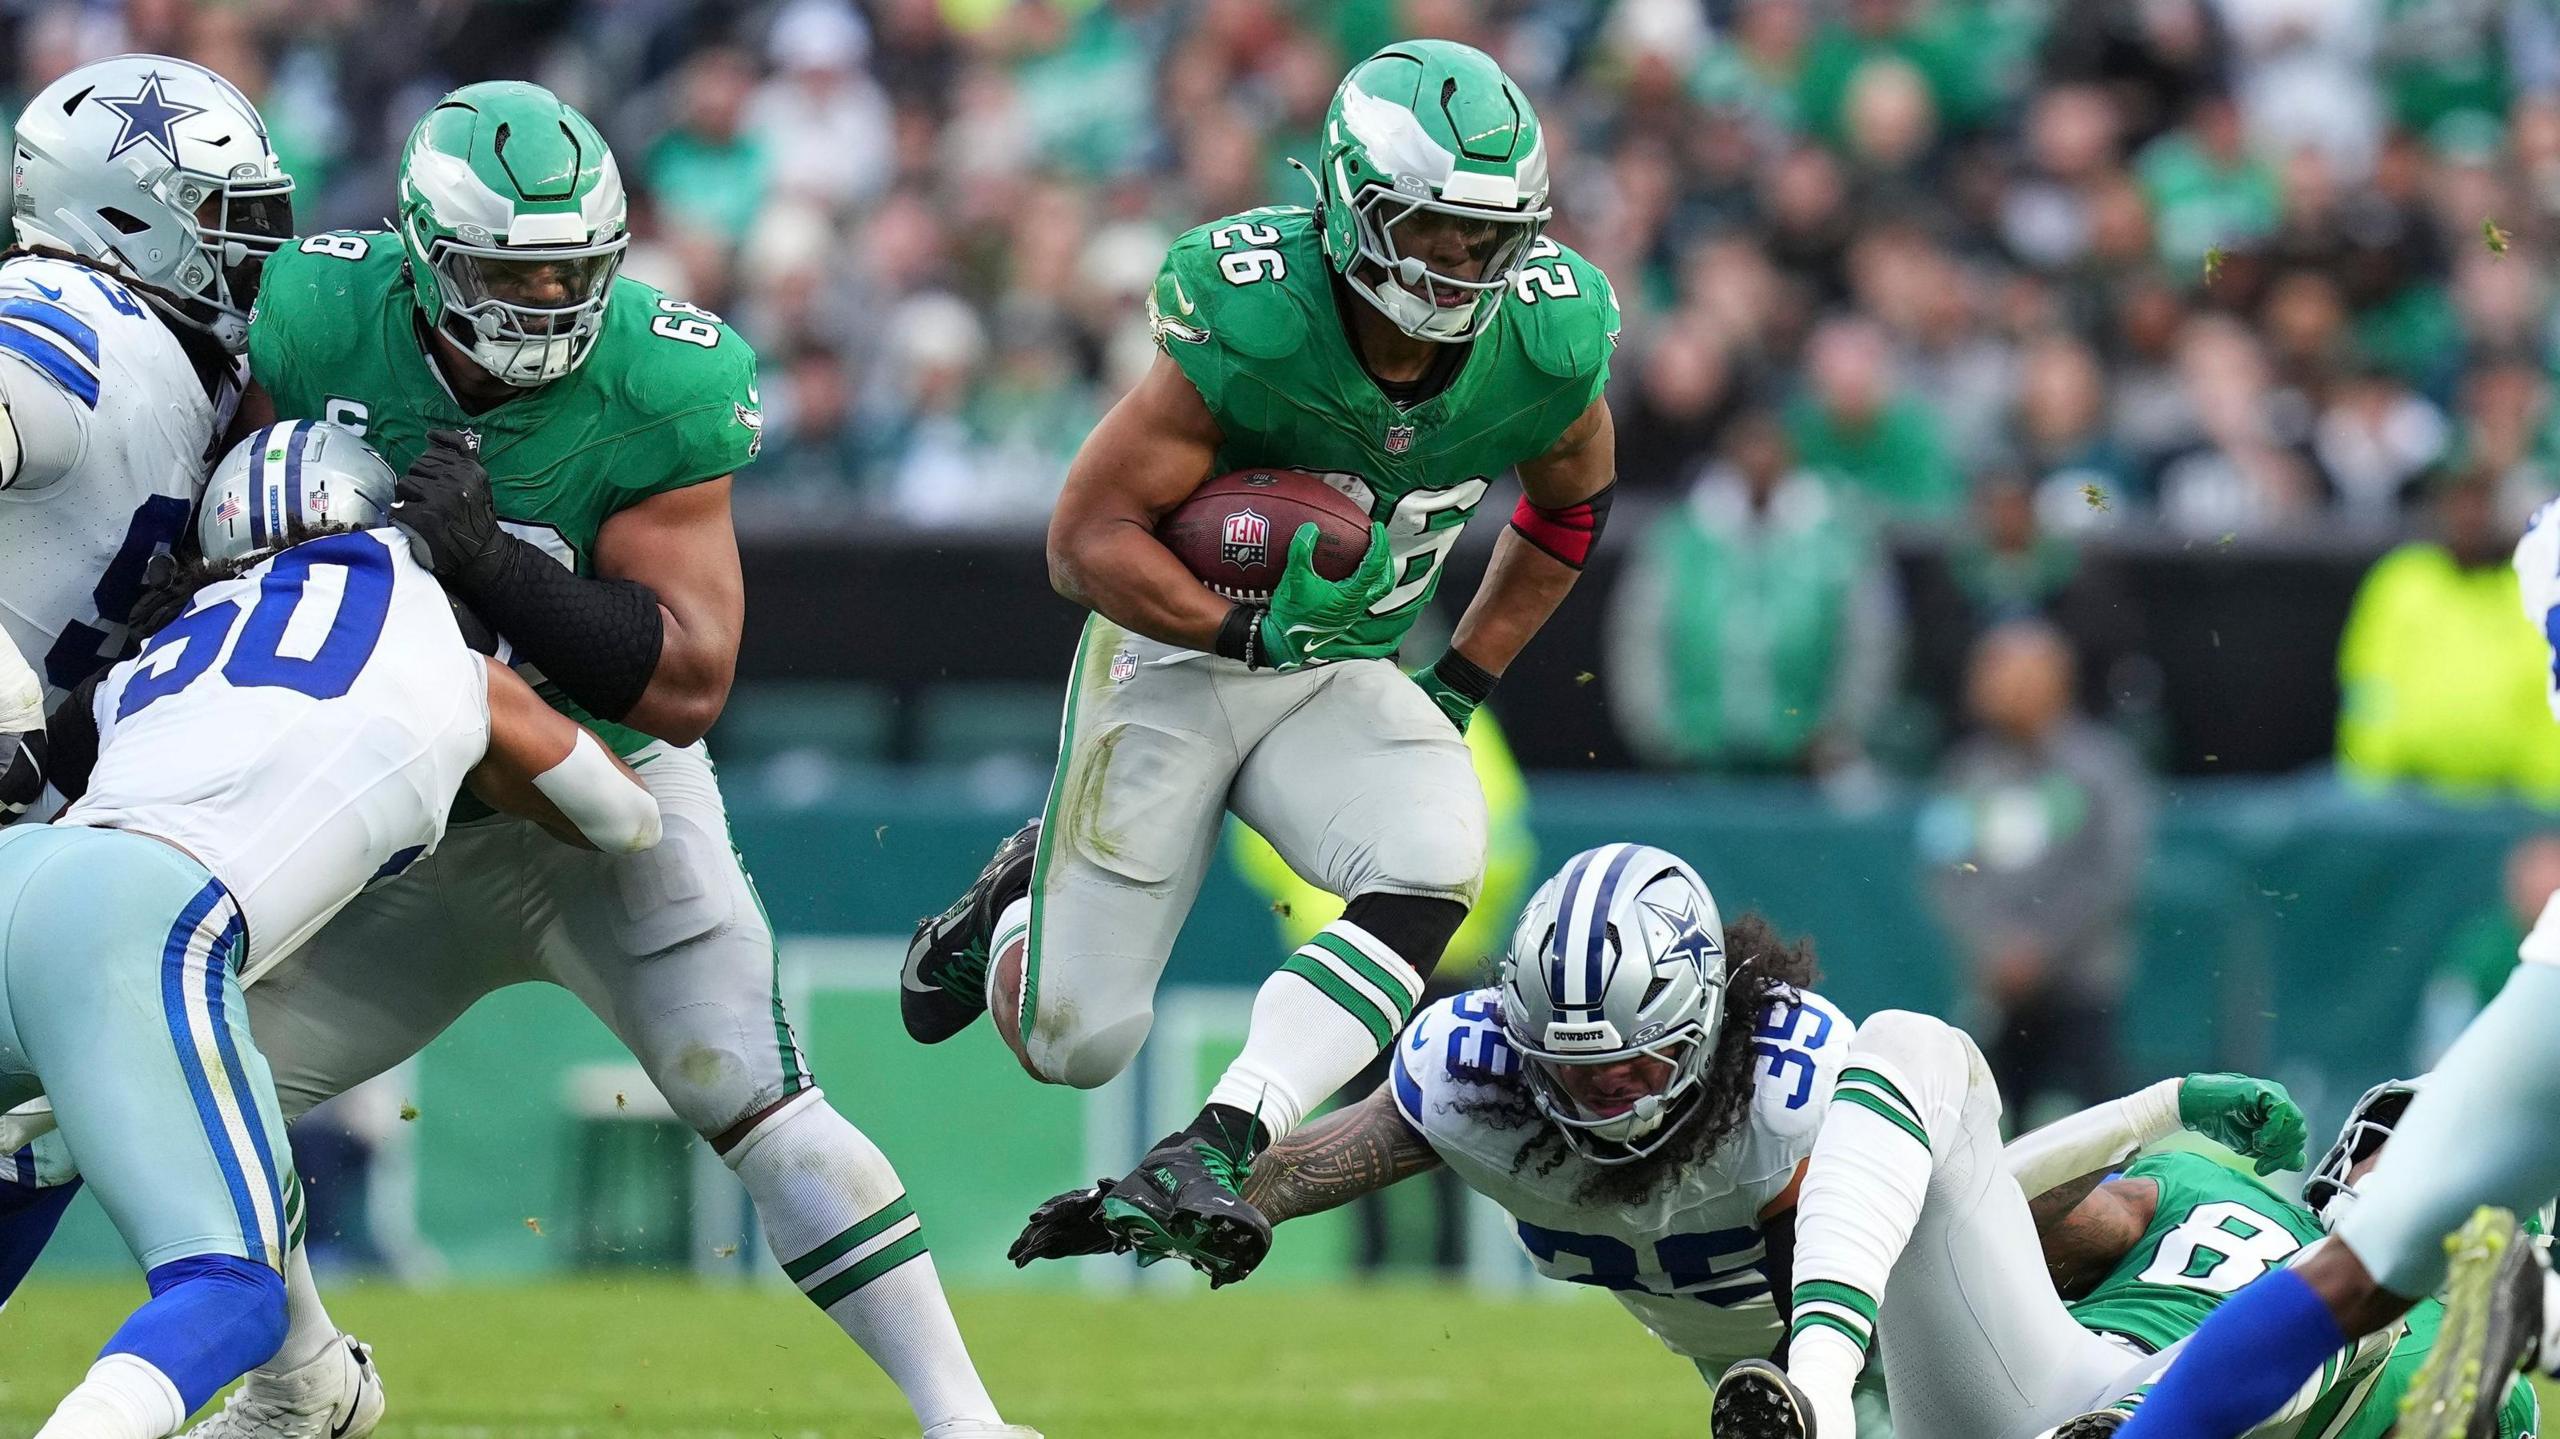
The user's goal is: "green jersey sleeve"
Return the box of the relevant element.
[248,231,402,424]
[590,278,763,498]
[1146,210,1317,433]
[1505,237,1621,434]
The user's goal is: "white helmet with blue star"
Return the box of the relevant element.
[1498,842,1731,1164]
[10,54,293,353]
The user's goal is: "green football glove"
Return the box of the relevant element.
[1259,522,1397,672]
[2178,1072,2309,1175]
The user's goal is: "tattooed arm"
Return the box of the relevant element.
[1243,1086,1446,1224]
[2029,1174,2161,1299]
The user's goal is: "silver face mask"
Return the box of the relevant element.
[2304,1076,2424,1231]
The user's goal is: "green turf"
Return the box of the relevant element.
[0,1278,1700,1437]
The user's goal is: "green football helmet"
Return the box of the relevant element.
[395,82,628,387]
[1315,40,1551,344]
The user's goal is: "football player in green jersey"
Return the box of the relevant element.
[2039,1078,2539,1439]
[195,84,1033,1439]
[903,38,1620,1287]
[1712,1008,2538,1439]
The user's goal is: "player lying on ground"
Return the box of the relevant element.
[0,50,292,1262]
[1707,1015,2540,1439]
[903,36,1622,1288]
[137,82,1033,1439]
[2079,498,2560,1439]
[0,422,659,1439]
[1011,844,2316,1412]
[2029,1077,2540,1439]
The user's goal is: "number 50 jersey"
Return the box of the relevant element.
[1392,984,1854,1368]
[63,528,489,980]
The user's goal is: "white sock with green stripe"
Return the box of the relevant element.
[239,1178,338,1379]
[1205,919,1424,1142]
[1788,1050,1940,1436]
[724,1089,1000,1428]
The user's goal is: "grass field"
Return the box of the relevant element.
[0,1278,1705,1437]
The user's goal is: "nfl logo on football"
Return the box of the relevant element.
[1221,507,1270,569]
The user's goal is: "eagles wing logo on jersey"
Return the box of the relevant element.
[1147,279,1209,347]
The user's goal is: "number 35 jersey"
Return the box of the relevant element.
[63,528,489,979]
[0,254,233,692]
[1149,208,1616,655]
[1391,984,1854,1366]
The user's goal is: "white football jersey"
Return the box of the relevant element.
[1393,985,1856,1368]
[0,254,235,691]
[64,527,488,979]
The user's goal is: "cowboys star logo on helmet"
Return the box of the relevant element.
[97,73,208,166]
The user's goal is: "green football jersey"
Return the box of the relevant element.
[2292,1298,2538,1439]
[248,230,761,755]
[2068,1152,2330,1355]
[1148,207,1618,651]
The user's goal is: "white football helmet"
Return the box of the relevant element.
[1499,842,1730,1164]
[2304,1076,2425,1230]
[10,54,294,353]
[198,422,396,563]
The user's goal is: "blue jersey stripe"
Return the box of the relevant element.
[0,323,99,408]
[1390,1049,1427,1128]
[0,298,99,362]
[201,909,284,1262]
[159,880,264,1266]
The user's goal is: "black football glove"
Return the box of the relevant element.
[127,551,190,640]
[1008,1179,1133,1267]
[392,429,513,597]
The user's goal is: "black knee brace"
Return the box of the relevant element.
[1342,892,1469,978]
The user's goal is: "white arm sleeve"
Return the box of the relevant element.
[0,351,92,491]
[2001,1077,2184,1197]
[530,729,664,854]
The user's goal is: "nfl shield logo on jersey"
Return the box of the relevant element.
[1384,424,1415,455]
[1110,648,1138,685]
[1221,508,1270,570]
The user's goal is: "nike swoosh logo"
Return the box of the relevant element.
[330,1348,372,1439]
[25,282,61,300]
[1170,275,1196,316]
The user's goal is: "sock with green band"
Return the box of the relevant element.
[1205,919,1424,1143]
[724,1088,1000,1429]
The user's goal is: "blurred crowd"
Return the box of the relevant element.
[18,0,2560,801]
[14,0,2560,534]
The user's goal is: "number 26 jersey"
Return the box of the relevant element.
[64,528,490,980]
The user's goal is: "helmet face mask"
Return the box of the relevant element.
[1320,41,1553,345]
[10,55,294,353]
[1499,844,1730,1166]
[397,83,629,388]
[2304,1077,2422,1230]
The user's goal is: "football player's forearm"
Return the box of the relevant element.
[450,536,669,729]
[1238,1089,1443,1225]
[617,602,735,747]
[1049,519,1233,652]
[1448,526,1580,675]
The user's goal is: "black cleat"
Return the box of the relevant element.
[2402,1206,2541,1439]
[1712,1359,1817,1438]
[901,818,1039,1044]
[1097,1130,1272,1288]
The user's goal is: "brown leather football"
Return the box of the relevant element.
[1156,468,1374,603]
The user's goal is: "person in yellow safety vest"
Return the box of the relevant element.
[1228,708,1537,1275]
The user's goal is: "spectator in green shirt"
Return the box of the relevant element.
[1787,316,1965,519]
[644,47,772,248]
[1608,409,1905,776]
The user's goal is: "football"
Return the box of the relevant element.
[1156,468,1374,603]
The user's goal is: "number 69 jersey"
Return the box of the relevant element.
[1149,207,1616,657]
[62,528,489,980]
[0,254,233,691]
[1391,984,1854,1368]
